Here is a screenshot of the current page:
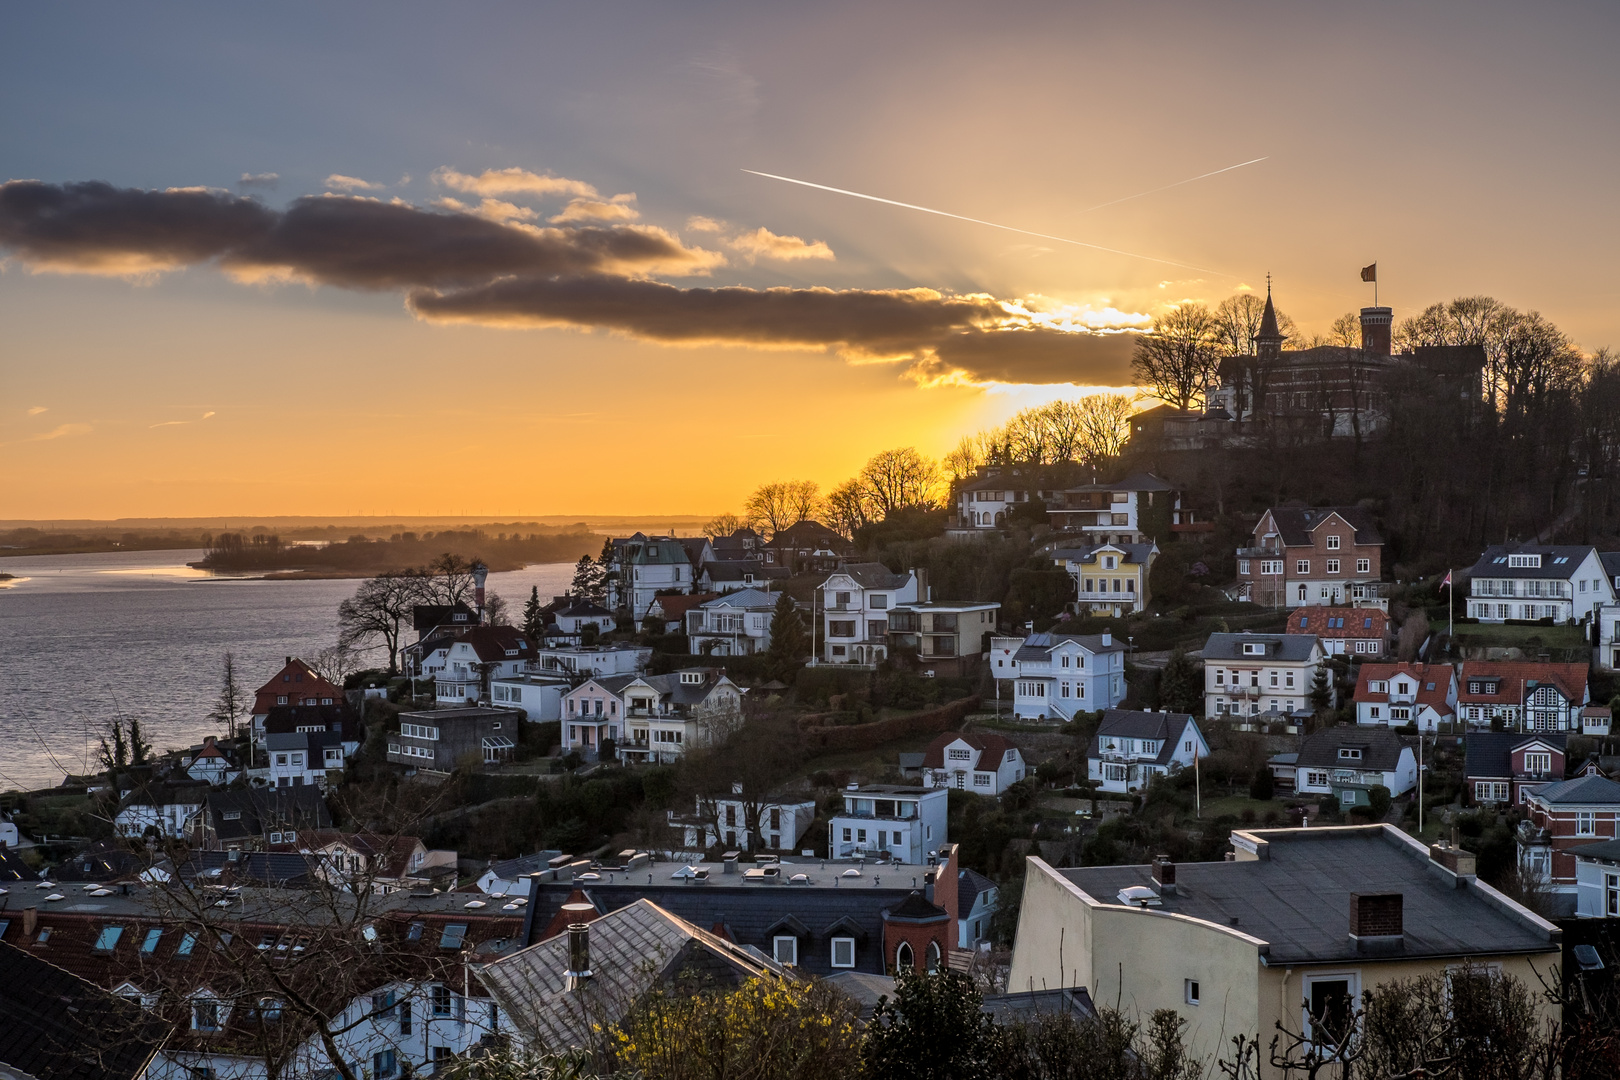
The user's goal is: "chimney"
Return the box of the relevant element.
[1349,892,1404,952]
[1151,855,1177,896]
[1359,307,1393,357]
[285,656,292,667]
[565,916,594,991]
[1428,841,1477,879]
[21,907,37,938]
[913,567,929,604]
[1102,631,1112,647]
[473,563,489,623]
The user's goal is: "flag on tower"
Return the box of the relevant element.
[1361,263,1377,282]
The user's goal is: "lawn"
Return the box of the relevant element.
[1183,794,1290,821]
[1438,619,1590,653]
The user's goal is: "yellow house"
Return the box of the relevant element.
[1008,825,1561,1069]
[1050,542,1157,616]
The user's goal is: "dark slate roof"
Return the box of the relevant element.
[263,702,362,741]
[1089,710,1198,767]
[828,562,912,591]
[201,785,331,844]
[486,851,565,883]
[767,520,847,548]
[178,850,317,887]
[1530,775,1620,806]
[886,891,949,922]
[50,842,145,884]
[412,603,478,634]
[115,779,210,812]
[1464,733,1566,780]
[703,560,788,583]
[520,876,943,977]
[1061,827,1557,965]
[1466,544,1598,581]
[266,729,342,753]
[980,987,1097,1024]
[557,601,613,618]
[958,868,997,912]
[1569,839,1620,863]
[1049,543,1158,565]
[1295,726,1412,772]
[0,940,167,1080]
[1202,632,1320,662]
[823,970,895,1021]
[1263,506,1382,547]
[0,848,39,883]
[1601,552,1620,581]
[1012,630,1127,664]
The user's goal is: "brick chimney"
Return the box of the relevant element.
[21,907,37,938]
[1359,307,1393,357]
[1349,892,1403,952]
[473,562,489,624]
[1429,842,1477,879]
[1151,855,1177,896]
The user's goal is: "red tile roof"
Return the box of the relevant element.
[1353,662,1455,716]
[1292,606,1388,640]
[922,731,1016,770]
[252,659,343,715]
[1458,661,1588,705]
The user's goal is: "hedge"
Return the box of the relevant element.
[799,696,980,752]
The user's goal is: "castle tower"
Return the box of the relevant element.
[1359,306,1393,356]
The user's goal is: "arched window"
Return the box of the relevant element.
[895,941,914,972]
[925,941,942,972]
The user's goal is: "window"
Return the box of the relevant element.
[1304,973,1360,1046]
[1261,560,1283,575]
[93,926,124,952]
[1338,748,1363,761]
[948,748,972,760]
[1306,771,1330,787]
[829,620,856,638]
[870,594,888,610]
[372,1050,397,1079]
[925,941,942,971]
[1607,872,1620,918]
[193,1000,222,1032]
[1523,752,1552,775]
[1326,559,1340,574]
[1578,812,1597,837]
[1475,781,1509,802]
[1297,559,1310,574]
[1185,979,1201,1005]
[439,923,468,949]
[432,985,453,1017]
[895,941,915,971]
[773,936,799,965]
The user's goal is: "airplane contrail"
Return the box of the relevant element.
[742,158,1270,276]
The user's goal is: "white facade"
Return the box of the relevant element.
[1574,848,1620,917]
[1354,665,1458,733]
[1294,747,1418,799]
[531,644,651,678]
[1010,633,1127,721]
[607,535,693,620]
[678,794,818,852]
[266,733,342,789]
[1467,548,1611,624]
[922,737,1027,795]
[818,567,921,665]
[687,588,778,656]
[489,674,569,721]
[114,798,203,839]
[1087,714,1209,795]
[827,785,948,862]
[1203,635,1327,720]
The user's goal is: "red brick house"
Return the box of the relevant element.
[251,657,343,746]
[1518,775,1620,902]
[1236,506,1384,610]
[1292,606,1390,657]
[1456,661,1590,731]
[1463,732,1566,805]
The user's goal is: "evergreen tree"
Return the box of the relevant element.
[128,716,153,765]
[205,651,247,740]
[1310,666,1332,711]
[98,719,130,773]
[570,555,606,603]
[522,585,545,641]
[1157,647,1203,714]
[1249,765,1275,801]
[764,591,809,681]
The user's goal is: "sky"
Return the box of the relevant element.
[4,0,1619,520]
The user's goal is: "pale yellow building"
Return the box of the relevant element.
[1049,541,1157,616]
[1008,825,1561,1070]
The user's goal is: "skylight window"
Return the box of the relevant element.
[439,923,468,949]
[93,926,124,952]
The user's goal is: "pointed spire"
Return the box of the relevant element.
[1255,274,1282,360]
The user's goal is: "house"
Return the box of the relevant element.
[113,779,210,839]
[763,520,851,573]
[411,601,479,640]
[1353,663,1458,731]
[1464,543,1612,624]
[954,466,1039,530]
[1009,630,1128,721]
[434,626,537,706]
[605,533,693,620]
[552,601,616,636]
[646,592,719,634]
[1571,839,1620,917]
[818,563,921,665]
[1202,632,1328,720]
[697,560,789,594]
[50,840,147,886]
[184,736,240,786]
[562,668,743,763]
[1045,473,1175,545]
[686,588,779,656]
[1292,606,1389,658]
[510,844,966,980]
[670,785,818,852]
[302,830,458,893]
[828,784,949,862]
[885,600,1000,677]
[488,673,571,721]
[387,706,520,772]
[1236,506,1383,609]
[0,813,21,850]
[1087,710,1209,795]
[957,868,999,949]
[261,702,363,759]
[187,785,332,851]
[1456,661,1590,731]
[1049,542,1158,616]
[250,657,344,747]
[1008,825,1561,1068]
[1592,554,1620,670]
[920,732,1027,795]
[1464,732,1566,805]
[476,851,565,896]
[1581,705,1613,737]
[531,642,652,679]
[1518,775,1620,906]
[266,730,344,789]
[1293,726,1418,807]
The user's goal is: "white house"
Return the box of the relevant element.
[1087,710,1209,794]
[489,673,571,721]
[1293,727,1418,808]
[1465,544,1612,624]
[1353,663,1459,732]
[818,563,921,665]
[1049,542,1159,616]
[673,785,818,852]
[1009,630,1127,721]
[185,736,241,786]
[827,784,949,862]
[562,668,743,763]
[530,643,651,679]
[954,466,1039,530]
[1202,632,1328,720]
[957,868,999,949]
[1045,472,1175,545]
[475,850,565,896]
[114,782,209,839]
[266,731,344,789]
[1572,839,1620,918]
[686,588,779,656]
[553,601,616,635]
[606,533,693,620]
[920,732,1027,795]
[303,830,458,894]
[435,627,537,705]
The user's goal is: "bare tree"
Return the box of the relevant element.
[858,447,943,515]
[1075,393,1136,466]
[484,589,510,627]
[422,554,477,606]
[823,479,871,539]
[742,480,821,537]
[337,571,425,675]
[307,645,363,686]
[1131,304,1221,412]
[942,433,990,485]
[206,652,249,741]
[702,513,743,539]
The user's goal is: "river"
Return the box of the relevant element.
[0,549,575,792]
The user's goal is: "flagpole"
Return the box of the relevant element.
[1448,570,1453,641]
[1194,742,1201,819]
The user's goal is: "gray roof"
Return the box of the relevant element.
[486,851,566,882]
[1529,774,1620,805]
[0,940,168,1080]
[1467,544,1598,580]
[823,970,895,1020]
[1202,632,1320,662]
[702,560,786,583]
[479,899,784,1050]
[1089,710,1200,767]
[1263,506,1382,547]
[826,562,912,591]
[1049,543,1158,566]
[1060,826,1557,965]
[699,587,779,610]
[1464,733,1566,779]
[1601,552,1620,580]
[958,868,997,912]
[1569,839,1620,864]
[1052,472,1175,495]
[202,785,331,843]
[266,730,341,752]
[1013,629,1127,664]
[1295,726,1412,772]
[980,987,1097,1024]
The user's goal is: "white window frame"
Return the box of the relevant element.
[1301,971,1362,1046]
[831,937,857,969]
[1185,978,1201,1005]
[772,935,798,966]
[1326,535,1341,550]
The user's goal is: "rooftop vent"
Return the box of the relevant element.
[1151,855,1177,897]
[565,919,593,992]
[1118,885,1161,907]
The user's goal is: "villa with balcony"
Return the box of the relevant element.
[885,600,999,676]
[1044,472,1173,545]
[827,784,948,862]
[1289,726,1417,809]
[818,563,922,666]
[1202,631,1328,721]
[561,668,742,763]
[1086,709,1208,795]
[1464,543,1611,624]
[1353,662,1458,731]
[1049,541,1158,616]
[685,587,780,656]
[1235,506,1384,610]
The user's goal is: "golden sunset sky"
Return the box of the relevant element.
[3,1,1618,519]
